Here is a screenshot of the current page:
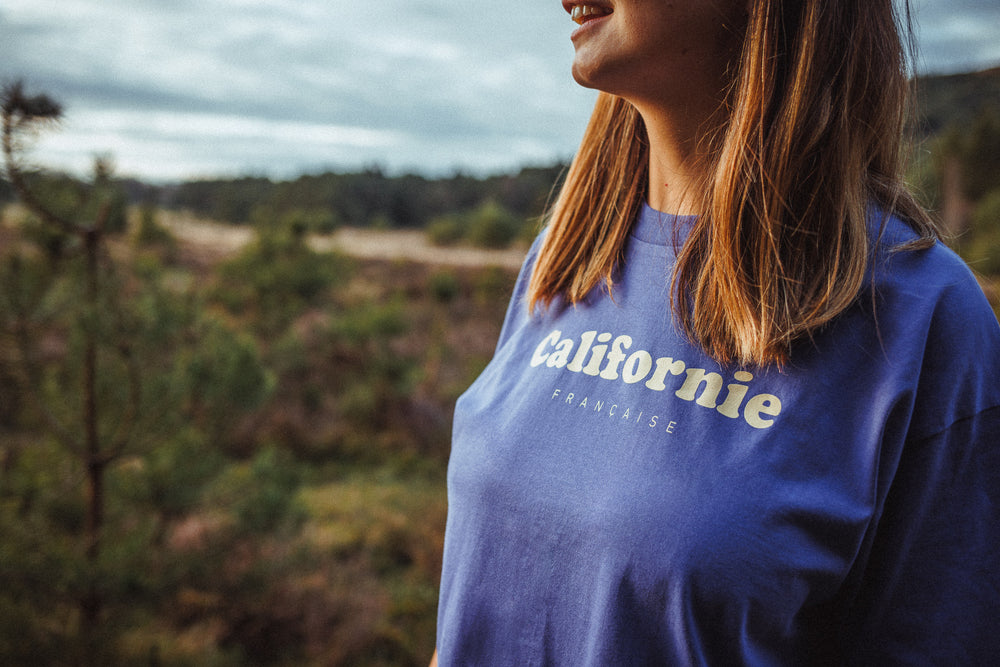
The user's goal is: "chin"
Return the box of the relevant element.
[571,70,596,90]
[571,60,604,92]
[570,52,635,97]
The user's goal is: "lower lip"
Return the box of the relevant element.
[570,14,612,41]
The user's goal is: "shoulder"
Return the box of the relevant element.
[867,211,1000,435]
[509,229,548,304]
[522,228,548,274]
[493,230,549,350]
[870,211,994,322]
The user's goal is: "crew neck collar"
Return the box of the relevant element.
[630,202,698,246]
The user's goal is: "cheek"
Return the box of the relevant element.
[645,9,743,68]
[653,0,746,50]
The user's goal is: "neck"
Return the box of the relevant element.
[633,99,722,216]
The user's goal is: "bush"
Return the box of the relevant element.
[19,213,75,258]
[179,314,276,442]
[425,201,525,249]
[134,205,174,246]
[280,207,341,235]
[465,200,522,249]
[425,216,464,246]
[215,214,351,332]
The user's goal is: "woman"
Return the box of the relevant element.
[434,0,1000,663]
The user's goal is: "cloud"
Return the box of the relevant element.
[911,0,1000,72]
[2,0,598,179]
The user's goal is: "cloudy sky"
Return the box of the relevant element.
[2,0,999,183]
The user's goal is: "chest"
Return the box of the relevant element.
[449,306,892,617]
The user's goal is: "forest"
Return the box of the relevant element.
[0,67,998,666]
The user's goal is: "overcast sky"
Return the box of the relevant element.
[2,0,999,183]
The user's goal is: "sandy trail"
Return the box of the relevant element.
[158,211,526,270]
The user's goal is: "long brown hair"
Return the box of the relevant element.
[528,0,937,367]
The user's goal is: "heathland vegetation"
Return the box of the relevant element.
[0,68,997,665]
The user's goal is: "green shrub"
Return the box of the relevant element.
[465,200,522,249]
[178,314,276,440]
[425,215,464,246]
[134,205,174,246]
[960,111,1000,202]
[426,201,525,249]
[215,214,351,332]
[280,207,341,235]
[332,300,408,346]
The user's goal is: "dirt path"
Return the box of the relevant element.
[157,211,255,255]
[310,228,526,270]
[158,210,527,270]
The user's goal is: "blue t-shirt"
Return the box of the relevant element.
[437,204,1000,665]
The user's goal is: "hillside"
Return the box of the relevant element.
[916,66,1000,135]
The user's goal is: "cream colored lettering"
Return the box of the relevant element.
[666,421,677,434]
[645,357,686,391]
[716,371,754,418]
[547,338,574,368]
[578,397,589,409]
[675,368,724,408]
[566,330,597,372]
[531,330,562,367]
[649,416,659,428]
[581,332,613,376]
[744,394,782,429]
[530,329,784,428]
[599,335,633,380]
[623,350,654,384]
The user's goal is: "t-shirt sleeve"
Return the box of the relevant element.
[847,260,1000,663]
[849,406,1000,663]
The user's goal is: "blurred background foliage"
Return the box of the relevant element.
[0,68,998,666]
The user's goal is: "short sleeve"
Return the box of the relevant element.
[848,406,1000,664]
[846,250,1000,663]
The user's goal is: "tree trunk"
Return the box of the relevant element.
[81,229,104,667]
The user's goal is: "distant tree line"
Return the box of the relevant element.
[914,66,1000,135]
[150,164,567,231]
